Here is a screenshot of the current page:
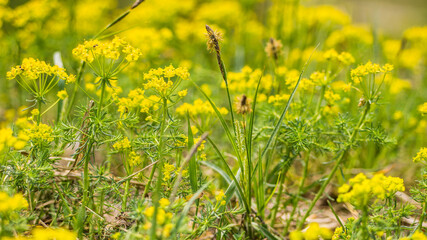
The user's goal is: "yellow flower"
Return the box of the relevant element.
[31,109,40,116]
[324,90,341,104]
[57,90,68,100]
[0,192,28,213]
[413,148,427,163]
[418,102,427,115]
[144,206,154,218]
[337,173,404,208]
[159,198,170,208]
[393,111,403,121]
[7,58,70,98]
[32,228,77,240]
[128,151,141,167]
[72,36,141,63]
[178,89,188,97]
[289,231,304,240]
[410,230,427,240]
[26,123,54,143]
[113,137,131,152]
[143,65,189,96]
[66,75,76,84]
[163,163,176,181]
[176,99,228,117]
[215,190,225,202]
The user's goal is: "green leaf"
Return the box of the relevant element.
[252,222,281,240]
[187,113,198,193]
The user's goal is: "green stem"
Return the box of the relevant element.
[41,98,61,117]
[270,169,285,226]
[150,97,168,239]
[97,79,107,118]
[314,85,326,117]
[122,179,130,211]
[82,141,94,206]
[65,61,86,118]
[284,152,309,235]
[362,206,369,238]
[37,100,42,125]
[297,103,371,230]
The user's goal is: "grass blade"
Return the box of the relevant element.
[187,113,198,193]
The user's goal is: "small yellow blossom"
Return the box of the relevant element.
[337,173,405,208]
[26,123,54,143]
[57,90,68,100]
[113,137,131,152]
[159,198,170,207]
[178,89,188,97]
[418,102,427,115]
[31,109,40,116]
[0,192,28,213]
[128,151,141,167]
[413,148,427,163]
[163,163,176,181]
[215,190,225,202]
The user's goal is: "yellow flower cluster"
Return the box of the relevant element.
[0,128,27,152]
[121,27,173,57]
[326,25,373,48]
[322,49,355,65]
[413,148,427,163]
[298,5,350,28]
[351,62,393,82]
[331,227,350,240]
[25,123,53,143]
[57,90,68,100]
[388,78,411,95]
[128,151,142,167]
[6,227,76,240]
[268,94,290,105]
[215,190,226,206]
[143,65,190,95]
[7,58,73,97]
[400,230,427,240]
[116,88,160,114]
[285,69,313,90]
[7,58,69,81]
[0,191,28,213]
[418,102,427,115]
[310,72,327,86]
[337,173,405,208]
[331,81,352,92]
[163,163,176,182]
[324,90,341,104]
[176,99,228,117]
[404,26,427,44]
[289,222,333,240]
[143,199,173,238]
[113,137,131,152]
[72,36,142,63]
[225,66,272,93]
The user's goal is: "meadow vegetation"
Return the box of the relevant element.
[0,0,426,239]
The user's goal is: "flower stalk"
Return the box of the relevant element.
[297,102,371,229]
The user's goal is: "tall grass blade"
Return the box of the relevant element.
[187,114,198,193]
[191,79,242,163]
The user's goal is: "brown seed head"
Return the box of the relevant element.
[205,25,223,53]
[131,0,145,9]
[265,37,283,60]
[358,98,366,107]
[235,94,252,115]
